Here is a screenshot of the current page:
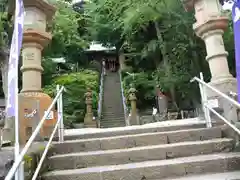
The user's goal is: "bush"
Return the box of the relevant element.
[43,69,99,127]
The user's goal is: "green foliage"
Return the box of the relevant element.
[0,0,236,117]
[43,0,88,64]
[82,0,236,111]
[43,70,99,127]
[83,0,124,48]
[122,71,156,109]
[42,58,58,86]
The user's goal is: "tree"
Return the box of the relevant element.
[0,0,13,109]
[83,0,126,49]
[43,1,88,63]
[83,0,236,111]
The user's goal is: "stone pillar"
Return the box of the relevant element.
[84,88,97,128]
[181,0,238,123]
[128,87,139,125]
[3,0,57,144]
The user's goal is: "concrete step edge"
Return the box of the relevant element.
[100,124,126,126]
[62,119,217,140]
[50,138,233,159]
[43,152,240,177]
[100,121,125,123]
[100,120,125,123]
[59,126,221,144]
[162,171,240,180]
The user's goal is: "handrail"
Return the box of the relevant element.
[5,85,65,180]
[119,70,129,126]
[97,67,104,126]
[205,104,240,135]
[191,73,240,135]
[191,76,240,109]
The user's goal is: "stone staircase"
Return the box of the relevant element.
[100,71,125,128]
[42,119,240,180]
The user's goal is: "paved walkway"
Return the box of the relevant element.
[64,117,206,136]
[164,171,240,179]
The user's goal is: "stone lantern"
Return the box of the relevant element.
[84,88,96,128]
[128,87,139,125]
[182,0,236,90]
[181,0,238,123]
[4,0,57,144]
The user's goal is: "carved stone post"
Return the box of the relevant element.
[128,87,139,125]
[181,0,238,123]
[4,0,57,144]
[84,88,96,128]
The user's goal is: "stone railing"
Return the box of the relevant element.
[119,70,129,125]
[97,67,104,127]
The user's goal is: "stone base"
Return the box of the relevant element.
[84,114,97,128]
[207,77,237,98]
[129,115,140,126]
[2,117,15,143]
[84,120,97,128]
[84,122,97,128]
[18,92,57,144]
[207,77,238,123]
[2,128,14,146]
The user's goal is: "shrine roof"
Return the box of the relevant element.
[85,42,116,52]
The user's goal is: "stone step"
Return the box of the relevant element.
[102,109,124,112]
[100,118,124,121]
[101,114,125,118]
[52,127,221,154]
[102,105,123,108]
[101,115,125,118]
[62,119,212,140]
[102,111,124,113]
[102,108,124,110]
[104,84,121,87]
[102,111,125,115]
[101,118,125,123]
[100,126,126,129]
[103,90,121,92]
[100,122,125,126]
[49,138,234,170]
[104,86,121,88]
[102,102,123,106]
[103,97,122,99]
[104,83,121,85]
[100,120,125,123]
[42,153,240,180]
[101,119,125,123]
[100,124,126,128]
[100,119,125,123]
[163,171,240,180]
[102,101,122,104]
[102,94,120,97]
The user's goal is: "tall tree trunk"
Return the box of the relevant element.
[189,37,201,108]
[154,21,179,111]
